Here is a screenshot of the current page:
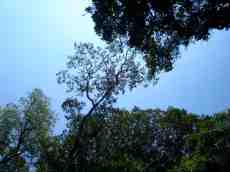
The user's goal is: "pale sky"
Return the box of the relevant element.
[0,0,230,132]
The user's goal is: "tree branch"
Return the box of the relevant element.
[86,80,95,107]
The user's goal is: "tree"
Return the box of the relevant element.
[86,0,230,79]
[56,40,147,170]
[60,106,230,172]
[0,89,55,171]
[2,90,230,172]
[168,110,230,172]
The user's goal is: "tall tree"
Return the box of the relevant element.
[57,40,147,170]
[0,89,55,171]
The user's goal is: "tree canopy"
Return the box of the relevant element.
[0,89,55,171]
[56,40,147,170]
[86,0,230,78]
[51,107,230,172]
[57,40,146,112]
[1,89,230,171]
[33,105,230,171]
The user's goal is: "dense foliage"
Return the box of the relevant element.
[57,107,230,172]
[86,0,230,78]
[1,93,230,172]
[0,89,55,171]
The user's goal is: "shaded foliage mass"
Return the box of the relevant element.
[87,0,230,78]
[1,92,230,172]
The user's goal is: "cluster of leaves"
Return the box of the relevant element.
[57,39,146,112]
[0,89,55,171]
[86,0,230,78]
[37,106,230,172]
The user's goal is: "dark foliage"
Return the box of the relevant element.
[1,91,230,171]
[87,0,230,78]
[57,107,230,172]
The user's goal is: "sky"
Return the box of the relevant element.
[0,0,230,132]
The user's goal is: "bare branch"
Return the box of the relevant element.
[86,80,95,107]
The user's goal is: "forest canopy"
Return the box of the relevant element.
[87,0,230,78]
[1,90,230,171]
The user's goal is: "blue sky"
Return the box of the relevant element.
[0,0,230,132]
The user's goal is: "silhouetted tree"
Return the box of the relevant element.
[86,0,230,79]
[56,40,146,170]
